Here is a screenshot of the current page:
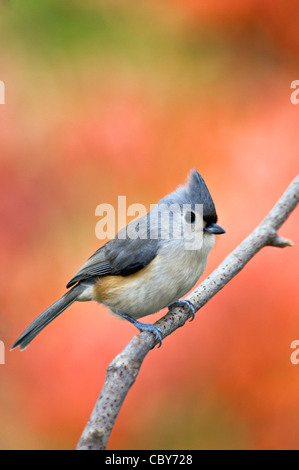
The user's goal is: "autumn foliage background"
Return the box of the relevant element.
[0,0,298,449]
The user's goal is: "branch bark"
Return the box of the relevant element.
[76,175,299,450]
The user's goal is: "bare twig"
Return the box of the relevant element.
[76,175,299,450]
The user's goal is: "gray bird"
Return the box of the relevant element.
[12,169,225,350]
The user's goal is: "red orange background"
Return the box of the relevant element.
[0,0,298,449]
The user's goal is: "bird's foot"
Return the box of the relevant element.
[118,313,162,348]
[169,299,196,322]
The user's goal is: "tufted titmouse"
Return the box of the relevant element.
[12,169,225,350]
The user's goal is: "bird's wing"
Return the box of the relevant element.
[66,236,159,288]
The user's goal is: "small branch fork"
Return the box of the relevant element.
[76,175,299,450]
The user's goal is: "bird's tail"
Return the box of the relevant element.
[11,284,85,351]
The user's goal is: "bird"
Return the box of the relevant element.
[11,169,225,351]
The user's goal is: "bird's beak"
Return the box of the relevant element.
[204,223,226,235]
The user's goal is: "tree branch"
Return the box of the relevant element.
[76,175,299,450]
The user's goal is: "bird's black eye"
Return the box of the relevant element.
[185,211,196,223]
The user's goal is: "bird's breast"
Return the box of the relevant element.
[92,237,214,319]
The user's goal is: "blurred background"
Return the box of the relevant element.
[0,0,298,450]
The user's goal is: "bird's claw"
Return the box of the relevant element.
[137,323,163,348]
[117,312,163,347]
[169,299,196,322]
